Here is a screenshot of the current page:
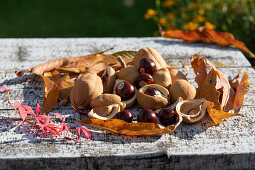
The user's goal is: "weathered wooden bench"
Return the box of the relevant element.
[0,38,254,170]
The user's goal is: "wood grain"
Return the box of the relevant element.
[0,38,254,169]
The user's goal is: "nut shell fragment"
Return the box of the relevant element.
[168,68,187,84]
[132,48,166,71]
[89,94,126,120]
[169,79,196,103]
[117,66,139,84]
[152,67,172,89]
[176,99,206,123]
[137,84,169,110]
[70,73,103,110]
[101,66,116,93]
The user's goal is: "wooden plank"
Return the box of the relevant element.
[0,105,255,157]
[0,37,251,71]
[0,38,254,169]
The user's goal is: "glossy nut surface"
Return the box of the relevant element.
[137,109,158,123]
[139,58,156,75]
[115,81,135,101]
[116,110,133,123]
[158,107,177,125]
[134,73,154,88]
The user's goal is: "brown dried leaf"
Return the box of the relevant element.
[233,72,250,110]
[15,48,115,76]
[77,118,180,136]
[200,69,222,110]
[191,55,230,109]
[207,101,240,125]
[224,88,236,112]
[190,54,207,96]
[229,71,242,91]
[42,76,60,113]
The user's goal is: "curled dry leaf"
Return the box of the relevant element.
[42,76,60,113]
[200,69,222,110]
[233,72,250,110]
[161,27,255,58]
[43,71,74,108]
[229,71,242,90]
[191,54,230,110]
[76,118,182,136]
[206,101,241,125]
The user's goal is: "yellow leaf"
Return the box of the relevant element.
[77,118,182,136]
[207,101,240,125]
[42,76,60,113]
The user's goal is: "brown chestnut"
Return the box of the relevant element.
[137,109,158,123]
[134,73,154,88]
[158,107,177,125]
[115,81,135,101]
[116,110,133,123]
[144,87,157,96]
[139,58,156,75]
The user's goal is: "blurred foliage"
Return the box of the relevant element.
[0,0,156,37]
[145,0,255,52]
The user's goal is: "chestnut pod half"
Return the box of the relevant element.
[89,94,126,120]
[152,67,172,89]
[70,73,103,110]
[132,48,166,71]
[137,84,169,110]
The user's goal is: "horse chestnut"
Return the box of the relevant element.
[137,109,158,123]
[116,110,133,123]
[115,81,135,101]
[144,87,157,96]
[139,58,156,75]
[134,73,154,88]
[158,107,177,125]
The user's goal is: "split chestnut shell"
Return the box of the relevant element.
[176,99,206,123]
[88,94,126,120]
[113,79,137,108]
[137,84,169,110]
[101,66,116,93]
[70,73,103,110]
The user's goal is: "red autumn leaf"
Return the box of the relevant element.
[35,100,40,115]
[75,126,91,142]
[77,118,181,136]
[233,72,250,110]
[8,95,91,142]
[161,27,255,58]
[206,101,240,125]
[0,85,11,93]
[50,113,63,121]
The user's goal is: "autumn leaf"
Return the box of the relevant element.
[15,48,114,76]
[229,71,242,90]
[76,118,182,136]
[191,55,230,110]
[0,85,11,93]
[200,69,222,110]
[206,101,240,125]
[233,72,250,110]
[190,54,207,95]
[161,27,255,58]
[42,76,60,113]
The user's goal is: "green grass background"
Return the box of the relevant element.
[0,0,156,37]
